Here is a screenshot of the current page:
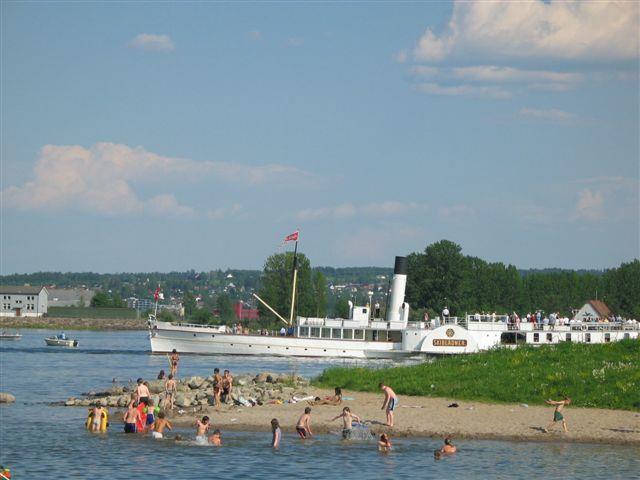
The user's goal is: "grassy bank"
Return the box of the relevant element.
[313,340,640,411]
[48,307,138,319]
[0,316,146,330]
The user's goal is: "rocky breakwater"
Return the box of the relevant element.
[60,372,311,409]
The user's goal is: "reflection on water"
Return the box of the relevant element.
[1,330,638,479]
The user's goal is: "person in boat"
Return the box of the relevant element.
[59,331,66,340]
[308,387,342,406]
[379,383,398,427]
[221,370,233,404]
[296,407,313,439]
[123,401,141,434]
[330,406,361,440]
[163,374,176,410]
[271,418,281,448]
[208,429,222,446]
[212,368,223,407]
[434,437,457,459]
[543,397,571,433]
[378,433,392,452]
[152,411,172,439]
[279,327,286,336]
[169,349,180,377]
[195,416,210,445]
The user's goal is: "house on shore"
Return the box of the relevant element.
[0,286,48,317]
[573,300,612,321]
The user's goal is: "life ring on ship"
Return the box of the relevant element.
[85,408,109,432]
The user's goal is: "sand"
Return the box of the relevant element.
[163,387,640,445]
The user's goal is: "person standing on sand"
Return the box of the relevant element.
[543,397,571,433]
[296,407,313,439]
[379,382,398,427]
[169,349,180,377]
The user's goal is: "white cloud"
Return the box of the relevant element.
[415,82,512,99]
[519,107,578,123]
[129,33,175,52]
[207,204,244,220]
[2,143,311,216]
[574,190,605,221]
[413,1,639,62]
[248,30,263,41]
[452,66,583,84]
[409,66,440,78]
[438,204,475,220]
[296,201,428,221]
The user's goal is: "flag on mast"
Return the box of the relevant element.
[282,230,299,244]
[154,287,164,301]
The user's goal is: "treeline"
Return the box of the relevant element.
[406,240,640,319]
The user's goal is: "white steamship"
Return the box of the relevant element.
[148,257,638,358]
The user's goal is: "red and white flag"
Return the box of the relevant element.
[154,287,163,301]
[282,230,299,244]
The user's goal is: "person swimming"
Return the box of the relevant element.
[434,437,457,459]
[208,429,222,446]
[378,433,392,452]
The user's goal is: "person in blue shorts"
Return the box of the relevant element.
[379,382,398,427]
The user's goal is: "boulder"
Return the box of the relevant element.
[65,398,75,406]
[195,391,208,401]
[80,399,92,406]
[107,386,125,396]
[151,394,160,407]
[254,372,276,383]
[175,393,191,408]
[188,376,205,389]
[147,380,165,394]
[117,396,129,407]
[177,384,190,393]
[0,392,15,403]
[236,376,249,386]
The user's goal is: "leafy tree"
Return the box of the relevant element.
[334,297,351,319]
[216,293,235,322]
[91,291,111,308]
[192,308,213,324]
[158,309,176,322]
[182,292,196,316]
[257,252,317,326]
[313,271,327,317]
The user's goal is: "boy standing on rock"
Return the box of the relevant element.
[221,370,233,404]
[164,374,176,410]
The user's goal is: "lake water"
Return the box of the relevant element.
[1,329,638,479]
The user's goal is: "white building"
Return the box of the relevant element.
[573,300,612,321]
[0,286,48,317]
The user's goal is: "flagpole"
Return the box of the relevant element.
[288,240,298,326]
[154,285,159,318]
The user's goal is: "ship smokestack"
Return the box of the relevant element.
[386,256,408,323]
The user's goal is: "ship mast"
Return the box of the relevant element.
[288,239,298,326]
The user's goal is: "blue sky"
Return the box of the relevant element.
[1,1,638,273]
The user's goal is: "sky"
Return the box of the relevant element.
[1,1,638,274]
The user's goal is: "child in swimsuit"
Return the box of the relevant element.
[271,418,281,448]
[208,429,222,446]
[164,374,176,410]
[195,416,210,445]
[296,407,313,439]
[378,433,392,452]
[543,397,571,433]
[123,401,140,434]
[91,404,104,432]
[330,406,361,440]
[152,411,172,439]
[145,399,159,431]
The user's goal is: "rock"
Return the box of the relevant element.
[65,398,75,406]
[117,396,129,407]
[236,377,248,386]
[281,387,295,396]
[107,396,119,407]
[187,376,204,389]
[0,392,15,403]
[195,391,208,401]
[151,394,160,407]
[177,384,190,393]
[80,399,92,406]
[175,393,191,408]
[255,372,276,383]
[107,386,125,396]
[147,380,165,394]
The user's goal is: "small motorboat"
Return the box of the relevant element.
[45,335,78,347]
[0,331,22,341]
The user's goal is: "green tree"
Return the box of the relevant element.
[158,309,176,322]
[192,308,213,324]
[182,292,196,317]
[217,293,235,322]
[91,291,111,307]
[312,270,327,317]
[257,252,316,326]
[334,297,351,319]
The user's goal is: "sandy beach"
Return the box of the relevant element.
[164,387,640,445]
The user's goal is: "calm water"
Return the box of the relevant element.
[1,330,638,479]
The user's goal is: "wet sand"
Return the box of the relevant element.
[165,388,640,445]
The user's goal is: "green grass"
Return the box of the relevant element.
[313,340,640,411]
[48,307,138,319]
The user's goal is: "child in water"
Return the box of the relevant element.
[152,411,172,439]
[271,418,281,448]
[378,433,392,452]
[195,416,210,445]
[296,407,313,439]
[208,429,222,446]
[90,403,105,432]
[434,437,456,459]
[144,399,159,432]
[330,406,361,440]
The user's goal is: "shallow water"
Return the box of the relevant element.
[1,330,638,478]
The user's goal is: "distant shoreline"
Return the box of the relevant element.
[0,316,147,331]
